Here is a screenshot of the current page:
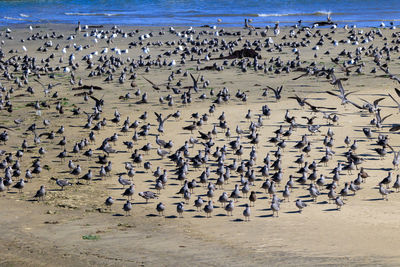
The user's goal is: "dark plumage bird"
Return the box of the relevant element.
[122,185,135,200]
[34,185,46,201]
[105,196,114,210]
[13,178,25,193]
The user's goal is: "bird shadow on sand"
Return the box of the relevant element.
[215,213,227,217]
[165,215,177,219]
[323,208,339,212]
[48,189,61,192]
[364,198,385,201]
[112,213,125,217]
[258,208,271,211]
[285,210,301,214]
[185,209,196,212]
[232,218,244,222]
[257,214,274,218]
[146,214,159,217]
[368,167,393,171]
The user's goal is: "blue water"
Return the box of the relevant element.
[0,0,400,27]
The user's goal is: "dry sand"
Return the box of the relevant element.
[0,23,400,266]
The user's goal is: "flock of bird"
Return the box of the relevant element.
[0,21,399,221]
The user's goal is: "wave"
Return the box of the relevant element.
[64,12,120,17]
[258,11,333,17]
[19,13,30,18]
[4,16,30,21]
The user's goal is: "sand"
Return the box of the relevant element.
[0,23,400,266]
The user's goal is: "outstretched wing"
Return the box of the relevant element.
[162,114,172,123]
[90,95,100,102]
[34,78,45,89]
[373,97,385,107]
[337,80,345,97]
[303,100,316,109]
[395,88,400,98]
[292,73,308,80]
[347,100,363,109]
[288,95,301,101]
[388,93,400,105]
[359,98,371,104]
[143,76,156,86]
[0,125,12,131]
[278,85,283,94]
[381,113,392,123]
[376,109,382,123]
[190,73,199,83]
[326,91,341,98]
[318,106,336,110]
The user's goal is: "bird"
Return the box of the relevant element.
[295,199,307,213]
[380,172,392,188]
[326,80,358,106]
[143,76,163,90]
[118,175,133,188]
[243,204,251,221]
[33,185,46,201]
[204,200,214,218]
[194,196,204,211]
[122,185,135,200]
[56,179,72,190]
[225,200,234,216]
[393,175,400,192]
[177,202,184,218]
[335,197,344,210]
[156,202,165,216]
[13,179,25,193]
[249,191,257,206]
[123,200,132,216]
[138,191,158,203]
[80,170,93,184]
[271,200,280,217]
[266,85,284,101]
[379,184,390,200]
[105,197,114,210]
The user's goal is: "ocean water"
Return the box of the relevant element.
[0,0,400,27]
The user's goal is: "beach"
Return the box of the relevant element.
[0,23,400,266]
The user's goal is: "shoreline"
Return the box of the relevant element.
[0,22,389,31]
